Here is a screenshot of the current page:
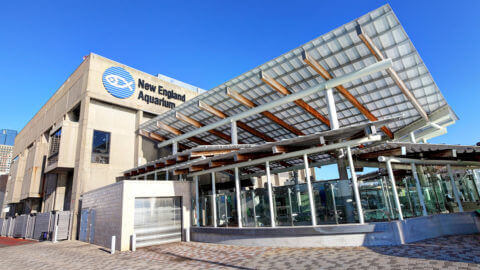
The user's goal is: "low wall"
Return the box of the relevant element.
[191,212,480,247]
[81,180,192,251]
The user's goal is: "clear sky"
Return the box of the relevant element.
[1,0,479,149]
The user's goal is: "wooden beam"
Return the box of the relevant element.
[272,145,310,154]
[165,159,176,165]
[157,121,181,135]
[175,112,234,143]
[209,160,235,167]
[139,130,189,151]
[358,147,406,159]
[189,164,210,172]
[356,26,429,121]
[177,156,188,162]
[198,101,275,142]
[260,71,331,127]
[425,149,457,159]
[302,51,394,139]
[174,169,189,175]
[157,121,211,146]
[190,149,239,158]
[234,153,273,162]
[226,88,304,136]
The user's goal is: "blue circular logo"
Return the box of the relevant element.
[102,67,135,99]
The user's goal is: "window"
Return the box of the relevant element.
[91,130,110,164]
[48,128,62,164]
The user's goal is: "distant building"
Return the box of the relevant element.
[0,175,7,213]
[0,129,16,175]
[0,129,17,146]
[0,145,14,175]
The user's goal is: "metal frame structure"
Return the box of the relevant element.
[122,5,469,231]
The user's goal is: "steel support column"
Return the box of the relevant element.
[325,88,339,130]
[409,132,416,143]
[172,141,178,155]
[234,167,242,228]
[303,154,317,226]
[265,161,276,227]
[386,160,403,220]
[411,163,428,216]
[231,121,238,145]
[194,176,200,227]
[346,146,364,224]
[447,164,464,212]
[211,172,217,227]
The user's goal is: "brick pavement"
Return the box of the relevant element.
[0,234,478,269]
[0,237,35,248]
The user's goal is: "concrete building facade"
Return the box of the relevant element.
[1,53,201,237]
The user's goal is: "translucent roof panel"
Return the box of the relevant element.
[140,4,453,149]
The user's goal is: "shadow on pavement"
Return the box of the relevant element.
[367,234,480,264]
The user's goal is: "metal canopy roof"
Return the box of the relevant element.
[139,4,454,150]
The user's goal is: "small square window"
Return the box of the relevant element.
[91,130,110,164]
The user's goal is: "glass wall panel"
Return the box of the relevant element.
[240,188,272,227]
[273,184,312,226]
[312,181,344,224]
[358,178,392,222]
[215,191,237,227]
[198,195,213,227]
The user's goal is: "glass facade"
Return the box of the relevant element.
[193,165,480,228]
[0,129,17,146]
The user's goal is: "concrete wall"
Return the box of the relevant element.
[191,212,480,247]
[3,53,200,223]
[82,180,192,251]
[20,137,47,199]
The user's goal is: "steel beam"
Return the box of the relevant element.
[302,51,394,138]
[157,59,392,148]
[198,101,275,142]
[189,135,381,177]
[260,71,331,127]
[226,88,304,136]
[176,112,233,142]
[357,27,429,121]
[157,121,211,146]
[378,156,480,167]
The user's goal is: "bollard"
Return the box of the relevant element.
[131,234,136,251]
[185,228,190,242]
[111,236,116,254]
[53,225,58,243]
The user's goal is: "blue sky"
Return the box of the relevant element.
[1,0,479,152]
